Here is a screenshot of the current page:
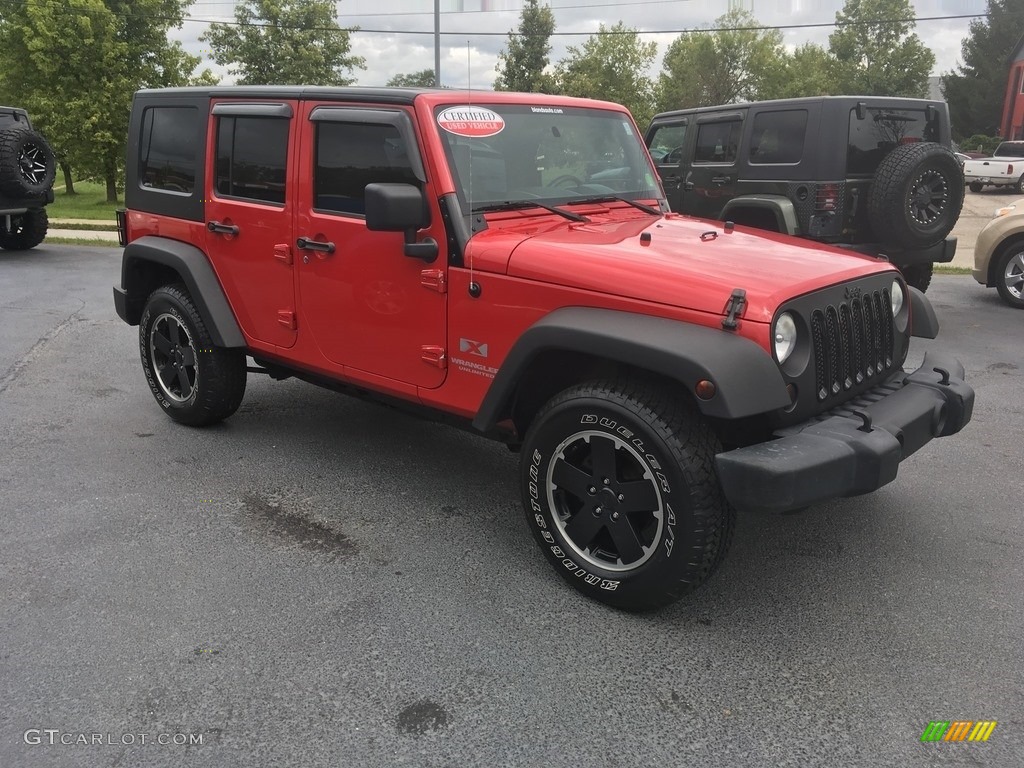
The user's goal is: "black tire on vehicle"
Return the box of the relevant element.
[1016,175,1024,195]
[899,262,933,293]
[139,284,247,425]
[993,244,1024,309]
[969,181,984,194]
[0,208,48,250]
[0,126,57,198]
[520,379,733,611]
[867,143,964,249]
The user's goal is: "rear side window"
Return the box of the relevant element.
[749,110,807,164]
[215,116,289,204]
[694,120,741,163]
[314,122,419,216]
[139,107,198,194]
[847,108,940,176]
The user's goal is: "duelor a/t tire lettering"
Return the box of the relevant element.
[520,379,733,611]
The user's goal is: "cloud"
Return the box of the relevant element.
[177,0,987,88]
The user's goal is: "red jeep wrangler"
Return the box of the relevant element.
[113,87,974,610]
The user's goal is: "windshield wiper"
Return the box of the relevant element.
[573,195,663,215]
[471,200,590,223]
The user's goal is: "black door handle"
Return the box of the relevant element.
[207,221,239,235]
[297,237,335,254]
[711,176,731,186]
[662,175,681,189]
[683,181,695,191]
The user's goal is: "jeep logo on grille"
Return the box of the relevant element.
[844,286,862,301]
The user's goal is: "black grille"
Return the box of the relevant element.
[810,289,894,403]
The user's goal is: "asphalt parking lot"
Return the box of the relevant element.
[2,244,1022,767]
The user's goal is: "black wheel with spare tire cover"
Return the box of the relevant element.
[867,143,964,250]
[520,379,734,611]
[0,126,57,198]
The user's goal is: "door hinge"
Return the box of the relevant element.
[420,269,447,293]
[277,310,297,330]
[273,243,293,265]
[421,345,446,368]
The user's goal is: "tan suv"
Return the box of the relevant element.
[973,199,1024,308]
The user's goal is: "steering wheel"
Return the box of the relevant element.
[547,174,583,189]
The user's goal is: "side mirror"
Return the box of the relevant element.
[365,183,437,262]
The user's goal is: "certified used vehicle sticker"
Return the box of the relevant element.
[437,106,505,138]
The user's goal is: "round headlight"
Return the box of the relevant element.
[774,312,797,364]
[891,278,905,317]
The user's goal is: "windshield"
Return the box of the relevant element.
[434,103,662,213]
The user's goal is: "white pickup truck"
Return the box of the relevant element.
[963,141,1024,193]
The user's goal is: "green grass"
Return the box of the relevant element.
[45,236,119,248]
[934,265,972,275]
[48,181,120,221]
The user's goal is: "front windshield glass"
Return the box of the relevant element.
[434,103,663,213]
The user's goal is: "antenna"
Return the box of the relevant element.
[467,41,481,299]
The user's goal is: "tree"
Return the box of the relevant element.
[555,23,657,126]
[494,0,556,92]
[828,0,935,97]
[202,0,365,86]
[386,70,436,88]
[774,43,837,99]
[942,0,1024,139]
[656,9,788,111]
[0,1,213,202]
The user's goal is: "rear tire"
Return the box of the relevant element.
[0,208,47,250]
[969,182,984,194]
[899,262,933,293]
[520,380,733,611]
[139,284,247,425]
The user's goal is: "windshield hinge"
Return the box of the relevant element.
[722,289,746,331]
[420,269,446,293]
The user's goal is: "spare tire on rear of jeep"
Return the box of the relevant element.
[0,126,57,198]
[866,143,964,250]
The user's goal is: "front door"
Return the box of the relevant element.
[295,103,447,389]
[685,114,744,220]
[647,119,688,212]
[204,101,298,348]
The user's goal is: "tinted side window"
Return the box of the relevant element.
[694,120,741,163]
[139,106,198,194]
[649,123,687,165]
[749,110,807,164]
[315,122,418,216]
[215,117,289,204]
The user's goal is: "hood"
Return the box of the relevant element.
[473,210,895,323]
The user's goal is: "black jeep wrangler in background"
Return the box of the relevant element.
[646,96,964,292]
[0,106,56,251]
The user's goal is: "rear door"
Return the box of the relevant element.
[204,101,298,348]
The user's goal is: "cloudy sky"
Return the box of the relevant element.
[176,0,989,89]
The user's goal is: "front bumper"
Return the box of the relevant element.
[715,351,974,513]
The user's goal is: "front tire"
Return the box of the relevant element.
[994,244,1024,309]
[520,380,733,611]
[139,284,247,425]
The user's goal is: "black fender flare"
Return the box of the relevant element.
[116,236,245,348]
[908,286,939,339]
[471,307,791,431]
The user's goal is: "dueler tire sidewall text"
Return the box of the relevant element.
[520,383,731,611]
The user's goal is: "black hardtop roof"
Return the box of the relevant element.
[652,95,946,121]
[133,85,458,106]
[0,105,29,114]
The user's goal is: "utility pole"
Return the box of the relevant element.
[434,0,441,86]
